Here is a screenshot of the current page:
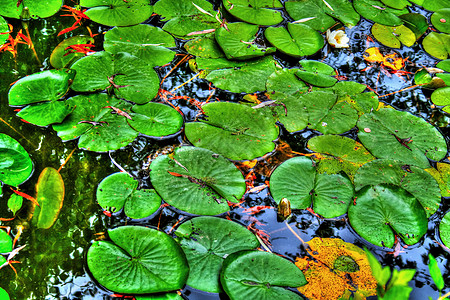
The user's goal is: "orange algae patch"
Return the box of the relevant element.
[295,238,377,300]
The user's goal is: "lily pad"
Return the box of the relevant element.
[149,147,246,215]
[215,22,276,60]
[296,60,337,87]
[80,0,152,27]
[422,32,450,60]
[357,108,447,169]
[0,16,8,45]
[348,185,428,248]
[0,133,33,187]
[426,162,450,197]
[0,287,9,300]
[96,172,161,219]
[223,0,283,26]
[104,24,176,67]
[295,238,377,300]
[380,0,411,9]
[353,159,441,217]
[87,226,189,294]
[285,0,360,31]
[174,216,259,293]
[7,193,23,215]
[0,0,62,19]
[330,81,379,115]
[353,0,409,26]
[154,0,220,39]
[371,23,416,48]
[196,56,278,93]
[307,135,376,179]
[136,293,183,300]
[0,229,12,253]
[70,51,160,104]
[416,0,450,12]
[399,13,428,39]
[221,250,306,300]
[32,167,65,229]
[266,68,308,97]
[185,102,279,160]
[270,156,354,218]
[431,87,450,111]
[49,36,95,69]
[440,211,450,248]
[265,23,324,57]
[184,33,225,58]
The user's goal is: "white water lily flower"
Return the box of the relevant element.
[326,29,350,48]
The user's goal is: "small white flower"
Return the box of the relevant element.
[326,29,350,48]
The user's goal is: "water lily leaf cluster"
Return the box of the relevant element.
[415,60,450,112]
[0,134,33,187]
[0,0,62,19]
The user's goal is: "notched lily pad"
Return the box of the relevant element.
[431,8,450,33]
[270,156,354,218]
[296,60,337,87]
[0,133,33,187]
[223,0,283,26]
[87,226,189,294]
[149,147,246,215]
[422,32,450,60]
[371,23,416,48]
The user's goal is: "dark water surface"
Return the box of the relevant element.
[0,1,449,299]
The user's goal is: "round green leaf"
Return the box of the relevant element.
[80,0,152,26]
[353,0,408,26]
[267,94,309,133]
[7,193,23,215]
[0,16,8,45]
[265,23,324,57]
[185,102,279,160]
[357,108,447,169]
[215,22,275,60]
[371,23,416,48]
[174,216,259,293]
[354,159,441,217]
[0,287,9,300]
[421,0,450,12]
[96,172,138,213]
[431,87,450,106]
[150,147,246,215]
[32,167,65,229]
[440,211,450,248]
[154,0,220,39]
[87,226,189,294]
[52,94,139,152]
[8,69,74,106]
[296,60,337,87]
[104,25,176,67]
[422,32,450,60]
[266,68,308,97]
[128,102,183,137]
[437,73,450,85]
[124,189,161,219]
[399,13,428,39]
[70,51,160,104]
[437,59,450,72]
[220,250,306,300]
[223,0,283,26]
[50,36,94,69]
[0,133,33,187]
[184,33,225,58]
[270,156,354,218]
[330,81,378,115]
[0,0,62,19]
[0,229,12,253]
[348,185,428,248]
[16,100,74,127]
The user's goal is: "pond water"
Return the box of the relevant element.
[0,1,449,299]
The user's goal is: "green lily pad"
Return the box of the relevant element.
[296,60,337,87]
[431,87,450,109]
[422,32,450,60]
[52,94,139,152]
[220,250,307,300]
[7,193,23,215]
[354,159,441,217]
[426,162,450,197]
[32,167,65,229]
[266,68,308,97]
[184,33,225,58]
[185,102,279,160]
[380,0,411,9]
[222,0,283,26]
[265,23,324,58]
[353,0,409,26]
[357,108,447,169]
[96,172,161,219]
[136,293,183,300]
[154,0,220,39]
[150,147,246,215]
[414,0,450,12]
[104,24,176,67]
[270,156,354,218]
[285,0,360,31]
[431,9,450,34]
[437,59,450,71]
[215,22,275,60]
[399,13,428,39]
[440,211,450,248]
[0,0,62,19]
[70,51,160,104]
[0,133,33,187]
[80,0,152,27]
[437,73,450,86]
[348,185,428,248]
[263,94,309,133]
[0,287,9,300]
[0,229,12,253]
[307,135,376,179]
[174,216,259,293]
[50,36,95,69]
[87,226,189,294]
[197,56,278,93]
[330,81,379,115]
[371,23,416,48]
[0,16,8,45]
